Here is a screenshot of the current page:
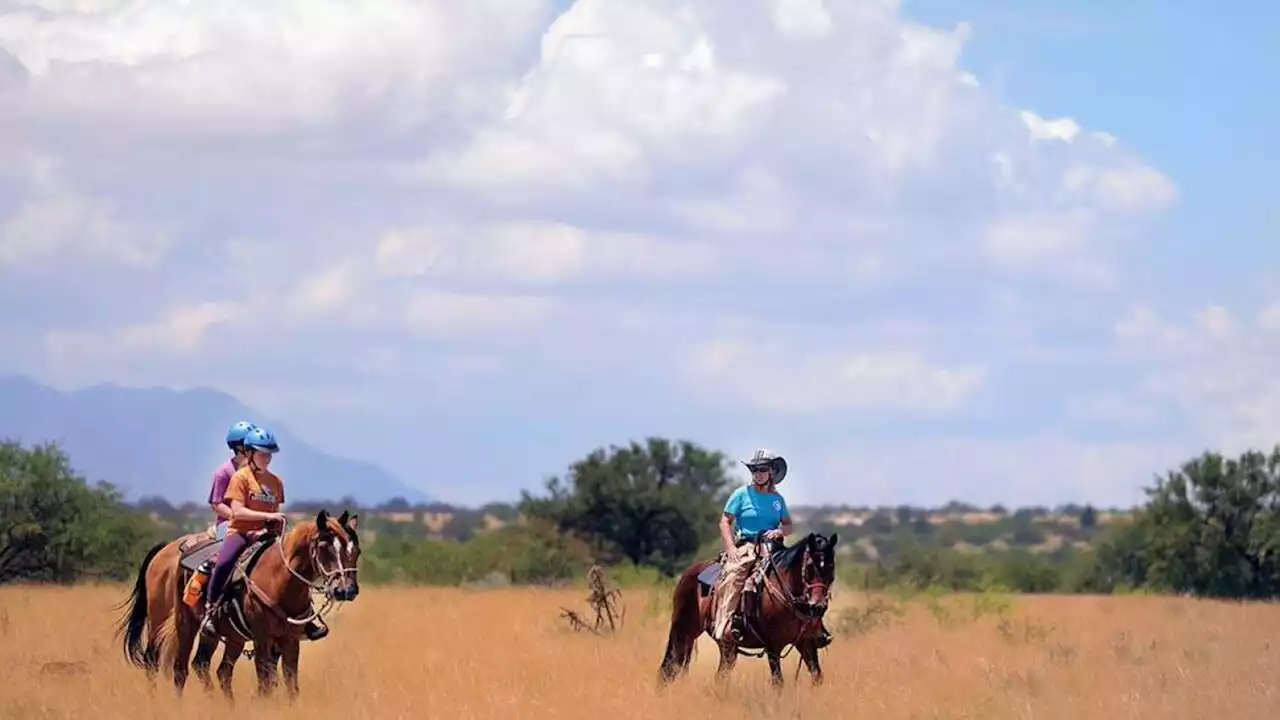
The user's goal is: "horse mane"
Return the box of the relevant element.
[768,532,839,571]
[771,532,816,571]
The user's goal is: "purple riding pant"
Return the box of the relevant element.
[206,530,250,606]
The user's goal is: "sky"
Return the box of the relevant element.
[0,0,1276,509]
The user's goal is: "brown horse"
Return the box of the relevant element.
[657,532,838,688]
[116,509,361,700]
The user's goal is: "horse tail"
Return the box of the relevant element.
[115,540,166,670]
[657,562,706,686]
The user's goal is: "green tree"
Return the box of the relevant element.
[518,437,736,575]
[0,440,160,583]
[1082,521,1150,592]
[1130,447,1280,598]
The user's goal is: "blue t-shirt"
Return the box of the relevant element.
[723,485,790,541]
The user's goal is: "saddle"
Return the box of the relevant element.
[181,532,277,606]
[178,529,222,572]
[696,543,773,599]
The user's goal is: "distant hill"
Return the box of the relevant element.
[0,376,432,506]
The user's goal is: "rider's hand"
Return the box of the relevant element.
[765,529,784,541]
[268,512,287,525]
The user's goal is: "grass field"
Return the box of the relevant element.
[1,583,1277,719]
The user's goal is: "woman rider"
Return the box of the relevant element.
[712,448,833,648]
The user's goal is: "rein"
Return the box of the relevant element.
[243,519,357,628]
[735,539,831,659]
[763,547,829,620]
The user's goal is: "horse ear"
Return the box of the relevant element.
[347,513,359,530]
[829,532,839,547]
[315,510,331,536]
[337,510,350,526]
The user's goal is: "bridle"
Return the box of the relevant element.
[270,518,360,627]
[733,537,833,659]
[761,539,832,621]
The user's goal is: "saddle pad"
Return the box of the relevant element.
[697,562,721,591]
[179,537,223,572]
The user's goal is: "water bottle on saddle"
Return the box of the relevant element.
[183,561,214,608]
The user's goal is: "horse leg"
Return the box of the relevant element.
[216,639,244,702]
[798,642,823,686]
[766,652,784,688]
[170,609,198,695]
[191,634,219,692]
[714,640,738,684]
[280,637,301,701]
[253,639,279,698]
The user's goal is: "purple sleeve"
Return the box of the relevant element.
[208,464,232,506]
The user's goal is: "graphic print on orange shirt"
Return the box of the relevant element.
[224,466,285,534]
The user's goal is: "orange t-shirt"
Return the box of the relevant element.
[223,466,285,534]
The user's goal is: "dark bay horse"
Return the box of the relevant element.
[657,532,838,688]
[116,510,361,700]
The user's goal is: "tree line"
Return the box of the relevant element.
[3,436,1280,599]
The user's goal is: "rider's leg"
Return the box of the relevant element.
[202,531,247,632]
[737,554,768,639]
[712,543,758,642]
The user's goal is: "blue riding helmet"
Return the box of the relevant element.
[225,421,259,450]
[242,426,279,454]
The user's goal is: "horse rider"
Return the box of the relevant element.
[208,421,257,541]
[712,448,833,649]
[200,426,329,642]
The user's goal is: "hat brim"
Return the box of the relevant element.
[743,457,788,485]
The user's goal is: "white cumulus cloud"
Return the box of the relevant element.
[0,0,1197,506]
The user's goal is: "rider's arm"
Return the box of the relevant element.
[208,465,234,521]
[719,513,737,554]
[228,499,279,523]
[720,487,745,553]
[778,514,795,537]
[772,496,794,539]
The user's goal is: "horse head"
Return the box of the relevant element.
[772,532,838,619]
[284,509,362,603]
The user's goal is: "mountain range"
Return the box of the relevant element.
[0,375,433,506]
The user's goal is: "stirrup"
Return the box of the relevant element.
[199,609,218,637]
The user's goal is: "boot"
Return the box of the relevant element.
[814,622,833,649]
[304,617,329,641]
[742,588,759,620]
[729,611,747,643]
[730,589,758,642]
[199,602,219,637]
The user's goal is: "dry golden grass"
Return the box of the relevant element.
[1,583,1278,719]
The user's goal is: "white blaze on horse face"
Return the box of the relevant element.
[330,537,347,577]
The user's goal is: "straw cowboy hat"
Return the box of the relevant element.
[742,448,788,485]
